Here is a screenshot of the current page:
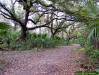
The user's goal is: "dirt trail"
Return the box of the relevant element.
[0,44,83,75]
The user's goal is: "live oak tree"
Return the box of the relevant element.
[0,0,53,40]
[0,0,92,41]
[0,0,77,40]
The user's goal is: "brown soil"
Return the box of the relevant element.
[0,44,84,75]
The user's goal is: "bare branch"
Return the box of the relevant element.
[27,18,55,30]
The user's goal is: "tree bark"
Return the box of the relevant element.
[20,7,30,40]
[21,26,27,40]
[50,10,54,38]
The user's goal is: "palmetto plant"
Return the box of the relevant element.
[67,0,99,49]
[0,22,10,50]
[80,0,99,49]
[0,22,9,30]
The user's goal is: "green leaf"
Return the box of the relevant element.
[73,32,81,37]
[80,48,85,51]
[0,22,10,30]
[95,69,99,73]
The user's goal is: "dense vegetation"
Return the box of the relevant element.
[0,29,66,50]
[0,0,99,73]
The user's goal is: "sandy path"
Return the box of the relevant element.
[0,44,83,75]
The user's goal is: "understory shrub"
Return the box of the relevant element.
[85,46,99,65]
[70,37,99,69]
[0,29,66,50]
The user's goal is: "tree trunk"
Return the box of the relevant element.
[20,8,29,41]
[50,21,54,37]
[52,31,57,38]
[21,26,27,40]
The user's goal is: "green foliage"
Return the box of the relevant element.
[85,47,99,68]
[73,32,82,37]
[95,69,99,73]
[24,33,66,49]
[0,22,10,30]
[70,35,99,68]
[70,37,86,46]
[0,22,10,48]
[86,47,99,59]
[0,29,66,50]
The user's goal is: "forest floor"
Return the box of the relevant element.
[0,44,85,75]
